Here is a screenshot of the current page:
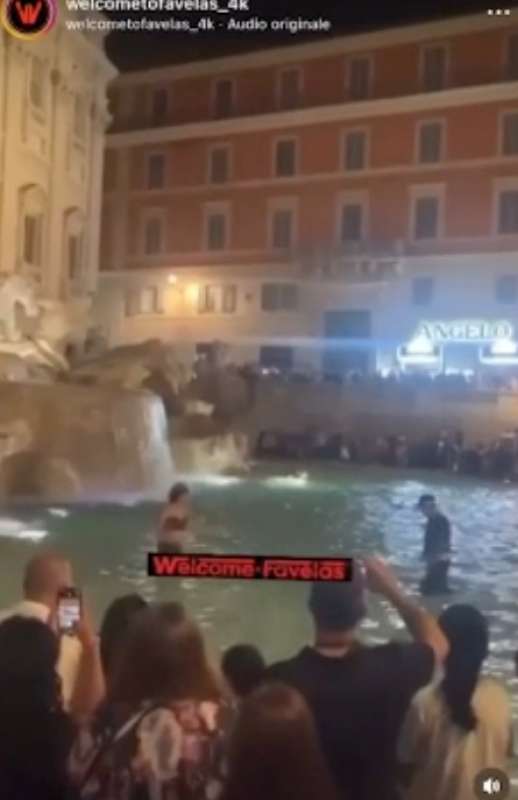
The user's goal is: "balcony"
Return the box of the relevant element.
[297,240,406,283]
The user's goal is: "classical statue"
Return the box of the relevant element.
[0,273,69,373]
[0,273,40,342]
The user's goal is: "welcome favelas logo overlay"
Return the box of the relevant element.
[2,0,57,39]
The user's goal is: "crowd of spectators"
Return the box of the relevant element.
[375,428,518,482]
[237,362,518,394]
[0,551,514,800]
[256,426,518,483]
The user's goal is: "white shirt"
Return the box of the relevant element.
[0,599,82,710]
[398,677,512,800]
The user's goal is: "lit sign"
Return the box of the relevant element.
[415,320,514,343]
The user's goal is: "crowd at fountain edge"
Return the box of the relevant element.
[0,521,515,800]
[257,425,518,484]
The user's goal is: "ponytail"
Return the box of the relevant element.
[440,655,480,732]
[438,605,489,734]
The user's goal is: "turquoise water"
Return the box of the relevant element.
[1,463,517,712]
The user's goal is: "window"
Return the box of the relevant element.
[344,130,367,171]
[278,68,302,109]
[347,56,372,100]
[421,45,447,92]
[271,208,294,249]
[377,260,399,279]
[209,146,230,184]
[340,204,364,242]
[140,287,160,314]
[23,214,42,266]
[198,286,218,313]
[206,212,227,250]
[29,57,45,110]
[151,88,169,125]
[198,285,236,313]
[222,285,237,313]
[144,217,164,255]
[126,287,160,316]
[213,79,235,118]
[413,196,439,239]
[261,283,297,311]
[412,277,435,306]
[498,190,518,234]
[73,96,86,141]
[68,234,83,283]
[496,275,518,303]
[260,346,294,369]
[146,153,166,189]
[506,34,518,80]
[502,112,518,156]
[417,121,443,164]
[274,139,297,177]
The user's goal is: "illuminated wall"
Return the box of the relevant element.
[0,3,116,344]
[95,11,518,365]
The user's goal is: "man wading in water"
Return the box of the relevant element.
[417,494,453,596]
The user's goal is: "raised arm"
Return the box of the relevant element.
[363,556,449,664]
[69,604,105,722]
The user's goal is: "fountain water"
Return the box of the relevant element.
[0,278,176,501]
[0,382,174,501]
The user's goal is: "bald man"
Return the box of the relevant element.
[0,552,104,716]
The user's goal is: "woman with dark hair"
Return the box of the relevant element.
[0,616,75,800]
[398,604,512,800]
[99,594,147,686]
[70,602,231,800]
[222,682,339,800]
[157,482,192,552]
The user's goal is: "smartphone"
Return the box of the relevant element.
[57,587,81,635]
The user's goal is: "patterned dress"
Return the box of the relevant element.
[70,699,233,800]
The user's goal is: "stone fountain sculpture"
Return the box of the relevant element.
[0,275,174,501]
[0,273,69,377]
[0,273,40,341]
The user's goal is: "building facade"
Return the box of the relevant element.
[0,3,117,348]
[97,13,518,376]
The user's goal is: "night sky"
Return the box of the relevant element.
[107,0,497,71]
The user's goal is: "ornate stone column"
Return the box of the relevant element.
[0,37,27,276]
[85,97,111,294]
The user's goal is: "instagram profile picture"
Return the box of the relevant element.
[1,0,57,40]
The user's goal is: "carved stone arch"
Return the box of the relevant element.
[19,183,47,215]
[65,206,85,236]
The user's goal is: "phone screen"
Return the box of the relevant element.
[57,589,81,634]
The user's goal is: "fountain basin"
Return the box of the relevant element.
[0,382,173,501]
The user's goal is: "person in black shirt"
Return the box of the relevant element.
[0,617,75,800]
[417,494,452,596]
[266,557,449,800]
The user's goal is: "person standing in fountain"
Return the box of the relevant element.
[417,494,452,596]
[157,482,193,552]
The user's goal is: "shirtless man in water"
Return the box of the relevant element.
[158,483,192,553]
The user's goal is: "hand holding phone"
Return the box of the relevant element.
[57,587,82,636]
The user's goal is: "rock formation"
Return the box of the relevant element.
[0,281,252,497]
